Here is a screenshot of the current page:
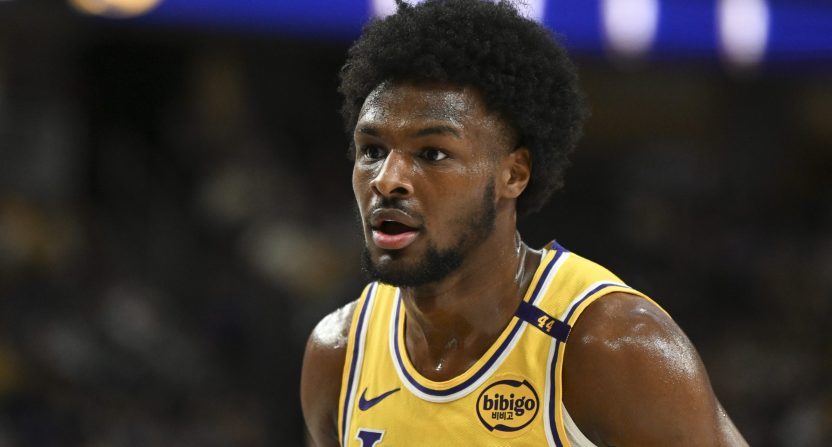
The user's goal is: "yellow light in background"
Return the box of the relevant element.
[69,0,163,18]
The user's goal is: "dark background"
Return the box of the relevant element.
[0,1,830,446]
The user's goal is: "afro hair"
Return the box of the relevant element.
[340,0,587,217]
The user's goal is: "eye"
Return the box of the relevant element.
[360,145,386,161]
[422,148,448,161]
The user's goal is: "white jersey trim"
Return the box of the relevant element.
[563,405,598,447]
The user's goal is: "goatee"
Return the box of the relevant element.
[361,182,496,288]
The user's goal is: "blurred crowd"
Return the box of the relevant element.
[0,9,830,447]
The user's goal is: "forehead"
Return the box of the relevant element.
[356,82,511,140]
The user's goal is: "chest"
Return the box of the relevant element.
[341,289,557,447]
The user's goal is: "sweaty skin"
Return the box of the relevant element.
[300,82,747,447]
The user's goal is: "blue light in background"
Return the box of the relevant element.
[768,2,832,61]
[653,0,718,57]
[143,0,369,38]
[546,0,604,53]
[135,0,832,65]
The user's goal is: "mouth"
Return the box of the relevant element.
[369,210,421,250]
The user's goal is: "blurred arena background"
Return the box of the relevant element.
[0,0,830,445]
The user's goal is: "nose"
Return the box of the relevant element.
[371,151,413,198]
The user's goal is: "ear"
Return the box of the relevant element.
[498,147,531,200]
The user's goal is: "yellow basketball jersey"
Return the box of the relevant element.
[337,241,659,447]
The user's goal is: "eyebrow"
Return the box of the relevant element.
[413,125,461,139]
[356,125,380,136]
[355,124,462,139]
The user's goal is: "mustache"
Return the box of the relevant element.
[354,197,424,228]
[370,197,412,214]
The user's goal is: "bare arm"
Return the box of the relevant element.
[563,292,747,447]
[301,301,358,447]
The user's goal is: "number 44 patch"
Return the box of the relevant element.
[515,301,571,342]
[537,315,557,332]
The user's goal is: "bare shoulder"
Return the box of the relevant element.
[306,300,357,357]
[563,292,747,447]
[301,300,359,447]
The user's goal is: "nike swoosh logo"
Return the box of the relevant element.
[358,387,401,411]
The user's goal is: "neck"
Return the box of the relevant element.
[399,222,542,381]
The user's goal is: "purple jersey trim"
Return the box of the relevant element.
[341,282,377,446]
[550,240,569,254]
[392,246,566,398]
[515,300,571,342]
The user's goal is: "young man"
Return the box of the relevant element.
[301,1,747,445]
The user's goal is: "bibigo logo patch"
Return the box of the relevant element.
[476,378,540,435]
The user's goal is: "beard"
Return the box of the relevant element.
[361,182,496,288]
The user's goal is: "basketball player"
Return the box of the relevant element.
[301,1,747,445]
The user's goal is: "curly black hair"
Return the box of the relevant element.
[339,0,587,217]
